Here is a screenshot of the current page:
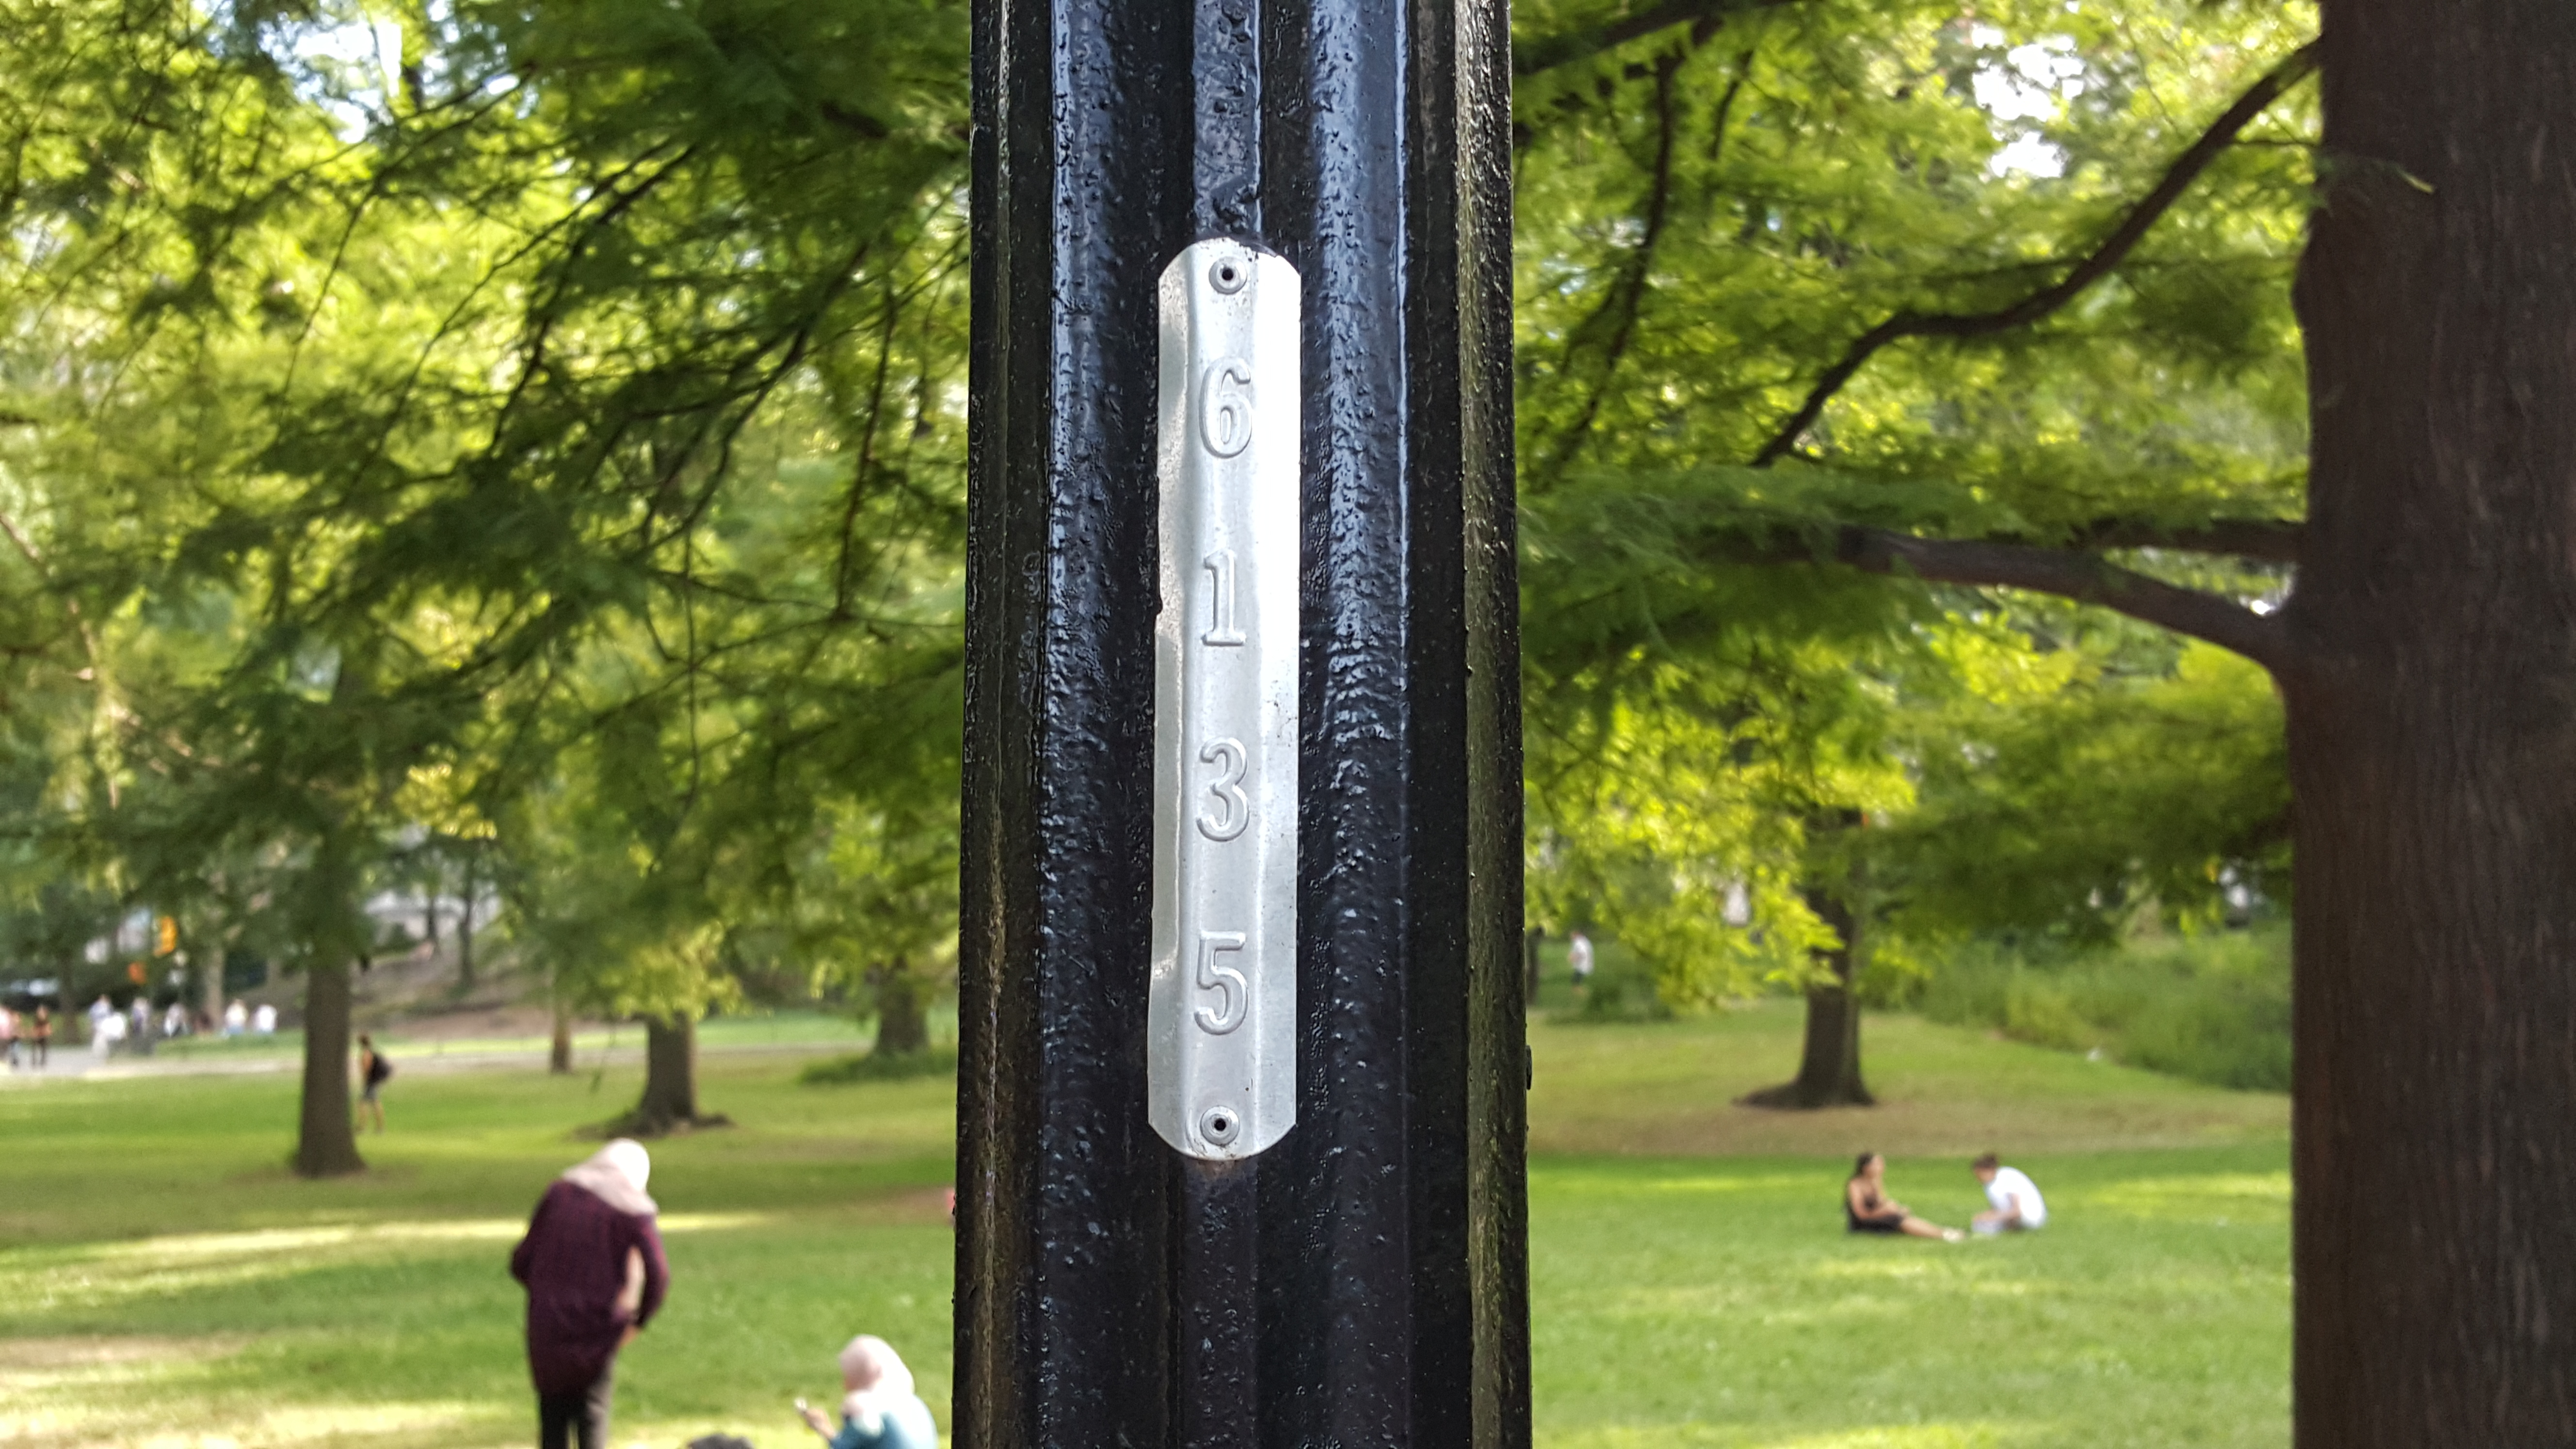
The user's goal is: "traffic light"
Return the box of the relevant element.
[155,916,177,956]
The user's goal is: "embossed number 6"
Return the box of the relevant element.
[1197,737,1249,841]
[1198,357,1255,458]
[1195,932,1249,1034]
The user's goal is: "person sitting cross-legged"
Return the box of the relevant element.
[1971,1153,2048,1235]
[1845,1152,1964,1242]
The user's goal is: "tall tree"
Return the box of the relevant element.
[2283,2,2576,1436]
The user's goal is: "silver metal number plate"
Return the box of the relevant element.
[1149,240,1300,1161]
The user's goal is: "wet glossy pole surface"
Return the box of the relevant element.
[957,0,1526,1434]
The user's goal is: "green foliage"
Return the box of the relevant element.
[1514,0,2315,1002]
[1881,637,2288,944]
[0,0,970,1047]
[1907,925,2292,1091]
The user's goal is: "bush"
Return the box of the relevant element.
[1914,925,2289,1092]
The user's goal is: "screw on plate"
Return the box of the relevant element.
[1209,256,1249,295]
[1198,1106,1240,1147]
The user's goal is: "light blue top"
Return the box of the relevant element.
[828,1395,939,1449]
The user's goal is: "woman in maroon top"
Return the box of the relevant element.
[510,1140,670,1449]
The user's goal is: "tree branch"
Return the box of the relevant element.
[1835,527,2294,672]
[2066,516,2302,564]
[1514,0,1803,77]
[1750,40,2319,467]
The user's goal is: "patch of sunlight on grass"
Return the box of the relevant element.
[25,1400,498,1449]
[0,1213,774,1317]
[1549,1422,2041,1449]
[1757,1426,2034,1449]
[2079,1173,2289,1221]
[1632,1174,1819,1195]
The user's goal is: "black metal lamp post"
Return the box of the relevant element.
[956,0,1525,1436]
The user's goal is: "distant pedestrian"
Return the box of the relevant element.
[1970,1154,2047,1234]
[511,1140,669,1449]
[795,1336,937,1449]
[356,1033,393,1133]
[92,1006,127,1061]
[86,994,113,1041]
[1567,931,1595,991]
[251,1003,277,1036]
[130,998,153,1056]
[0,1004,17,1068]
[163,1001,189,1039]
[224,999,248,1036]
[29,1004,50,1067]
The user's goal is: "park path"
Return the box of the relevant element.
[0,1035,848,1087]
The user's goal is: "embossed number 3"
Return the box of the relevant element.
[1196,737,1249,841]
[1198,357,1255,459]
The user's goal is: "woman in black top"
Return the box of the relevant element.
[1844,1152,1963,1240]
[356,1033,392,1133]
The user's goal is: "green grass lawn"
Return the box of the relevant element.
[0,1004,2287,1449]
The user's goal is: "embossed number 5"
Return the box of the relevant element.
[1195,932,1249,1034]
[1197,737,1249,841]
[1198,357,1255,458]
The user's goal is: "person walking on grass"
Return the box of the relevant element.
[355,1033,394,1133]
[795,1336,938,1449]
[1567,930,1595,992]
[28,1004,49,1068]
[1845,1152,1964,1241]
[0,1003,16,1069]
[510,1140,670,1449]
[1970,1153,2047,1235]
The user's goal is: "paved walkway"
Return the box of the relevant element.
[0,1036,850,1087]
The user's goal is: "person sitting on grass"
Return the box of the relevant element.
[796,1335,938,1449]
[1970,1153,2047,1234]
[1845,1152,1964,1241]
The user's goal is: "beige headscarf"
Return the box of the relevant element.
[837,1335,916,1428]
[560,1139,657,1217]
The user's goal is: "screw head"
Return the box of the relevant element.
[1198,1105,1240,1146]
[1209,256,1249,295]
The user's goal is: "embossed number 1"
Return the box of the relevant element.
[1202,548,1246,646]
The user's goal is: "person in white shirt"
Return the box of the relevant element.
[1971,1154,2046,1234]
[1567,931,1595,990]
[251,1003,278,1035]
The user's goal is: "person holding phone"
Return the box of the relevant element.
[795,1336,937,1449]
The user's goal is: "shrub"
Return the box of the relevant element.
[1915,924,2289,1091]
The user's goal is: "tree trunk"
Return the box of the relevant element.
[199,940,225,1031]
[420,861,441,955]
[549,993,574,1075]
[1739,880,1873,1109]
[2286,6,2576,1439]
[871,959,930,1057]
[293,963,365,1177]
[616,1014,706,1135]
[454,854,476,993]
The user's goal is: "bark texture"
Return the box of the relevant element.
[455,855,477,993]
[293,963,364,1177]
[871,959,930,1057]
[1739,879,1872,1109]
[198,940,225,1030]
[605,1014,725,1137]
[548,996,573,1075]
[2286,4,2576,1439]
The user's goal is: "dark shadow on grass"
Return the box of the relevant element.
[796,1047,957,1087]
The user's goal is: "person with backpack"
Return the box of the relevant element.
[356,1033,394,1133]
